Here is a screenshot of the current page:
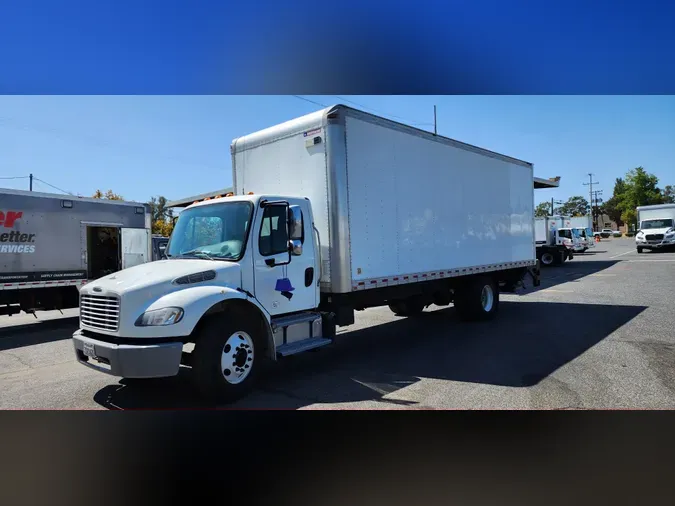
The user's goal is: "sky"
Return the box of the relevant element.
[0,95,673,208]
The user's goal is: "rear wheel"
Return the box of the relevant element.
[454,276,499,322]
[539,251,555,267]
[192,314,265,403]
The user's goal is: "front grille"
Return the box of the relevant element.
[80,294,120,331]
[646,234,664,241]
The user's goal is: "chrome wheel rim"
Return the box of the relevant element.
[220,332,254,385]
[481,284,494,312]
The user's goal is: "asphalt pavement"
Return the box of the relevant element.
[2,238,674,409]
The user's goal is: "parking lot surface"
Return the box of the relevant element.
[1,238,674,410]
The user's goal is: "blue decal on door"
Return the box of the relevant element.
[275,277,295,300]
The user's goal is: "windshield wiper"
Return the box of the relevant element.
[180,249,216,261]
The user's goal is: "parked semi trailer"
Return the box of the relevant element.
[0,188,152,316]
[72,105,541,402]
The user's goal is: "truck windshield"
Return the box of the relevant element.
[641,219,673,230]
[586,227,593,238]
[167,201,253,261]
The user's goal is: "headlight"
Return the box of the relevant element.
[135,307,184,326]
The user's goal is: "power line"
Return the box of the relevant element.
[291,95,435,129]
[333,96,435,127]
[292,95,329,108]
[0,176,30,180]
[33,177,74,196]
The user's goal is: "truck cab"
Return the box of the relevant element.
[72,194,322,399]
[572,227,593,252]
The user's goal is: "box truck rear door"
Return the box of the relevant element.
[121,228,150,268]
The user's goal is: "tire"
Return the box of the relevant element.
[454,276,499,322]
[539,251,555,267]
[389,297,425,317]
[637,247,643,254]
[191,314,266,403]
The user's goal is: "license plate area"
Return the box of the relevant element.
[83,342,96,358]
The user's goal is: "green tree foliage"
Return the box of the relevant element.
[601,178,626,226]
[148,196,175,236]
[661,185,675,204]
[534,202,552,218]
[603,167,666,230]
[92,189,123,200]
[558,196,590,217]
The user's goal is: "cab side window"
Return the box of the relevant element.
[259,206,288,256]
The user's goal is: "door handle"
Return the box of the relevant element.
[304,267,314,287]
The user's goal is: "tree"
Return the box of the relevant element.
[558,196,590,217]
[148,196,174,223]
[148,195,175,236]
[617,167,663,224]
[600,177,626,226]
[661,185,675,204]
[535,202,552,218]
[92,189,123,200]
[153,219,174,237]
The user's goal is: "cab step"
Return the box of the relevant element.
[276,337,333,357]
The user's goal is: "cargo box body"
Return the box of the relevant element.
[1,188,151,314]
[232,105,536,295]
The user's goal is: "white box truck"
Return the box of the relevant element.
[1,188,152,317]
[535,216,576,266]
[569,216,594,251]
[71,105,540,402]
[635,204,675,253]
[552,215,584,254]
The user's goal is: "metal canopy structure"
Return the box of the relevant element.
[166,187,233,209]
[534,176,560,189]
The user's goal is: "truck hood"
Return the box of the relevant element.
[639,227,672,235]
[82,259,241,295]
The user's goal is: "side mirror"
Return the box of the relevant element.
[288,205,304,242]
[289,239,303,256]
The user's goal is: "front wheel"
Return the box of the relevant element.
[454,276,499,322]
[637,247,643,253]
[191,315,265,403]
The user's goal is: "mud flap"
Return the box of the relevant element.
[528,261,541,287]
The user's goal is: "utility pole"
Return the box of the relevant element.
[433,105,437,136]
[582,173,600,228]
[550,198,563,215]
[591,189,603,231]
[29,173,33,191]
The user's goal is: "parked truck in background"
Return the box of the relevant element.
[569,216,595,252]
[535,216,575,266]
[0,188,152,317]
[72,104,541,402]
[551,215,584,254]
[635,204,675,253]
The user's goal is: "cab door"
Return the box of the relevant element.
[252,200,317,316]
